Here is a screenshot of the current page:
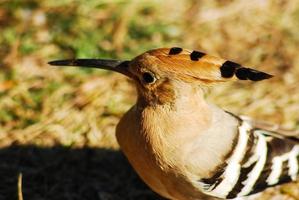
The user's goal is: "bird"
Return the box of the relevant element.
[49,47,299,200]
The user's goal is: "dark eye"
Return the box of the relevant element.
[142,72,156,84]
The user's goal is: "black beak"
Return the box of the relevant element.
[48,59,131,77]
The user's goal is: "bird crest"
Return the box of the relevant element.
[137,47,273,84]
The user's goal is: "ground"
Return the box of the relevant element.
[0,0,299,199]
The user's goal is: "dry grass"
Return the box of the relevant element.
[0,0,299,199]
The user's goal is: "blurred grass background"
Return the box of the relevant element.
[0,0,299,199]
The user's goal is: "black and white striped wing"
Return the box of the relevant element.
[197,118,299,199]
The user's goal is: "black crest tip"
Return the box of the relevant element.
[190,51,205,61]
[220,61,241,78]
[247,70,273,81]
[169,47,183,55]
[235,67,273,81]
[235,68,249,80]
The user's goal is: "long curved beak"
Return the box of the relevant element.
[48,59,131,77]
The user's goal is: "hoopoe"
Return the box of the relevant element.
[49,47,299,200]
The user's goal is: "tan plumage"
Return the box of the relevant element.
[49,47,298,200]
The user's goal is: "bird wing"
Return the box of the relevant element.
[197,114,299,199]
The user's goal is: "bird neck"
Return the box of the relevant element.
[136,83,213,134]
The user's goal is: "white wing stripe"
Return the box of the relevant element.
[238,132,268,196]
[266,156,283,185]
[288,145,299,180]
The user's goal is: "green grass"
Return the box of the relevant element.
[0,0,299,199]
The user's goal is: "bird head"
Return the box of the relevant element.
[49,47,273,106]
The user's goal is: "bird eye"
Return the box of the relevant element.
[142,72,156,84]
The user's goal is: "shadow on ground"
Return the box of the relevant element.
[0,145,165,200]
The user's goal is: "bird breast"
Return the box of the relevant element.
[116,103,238,200]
